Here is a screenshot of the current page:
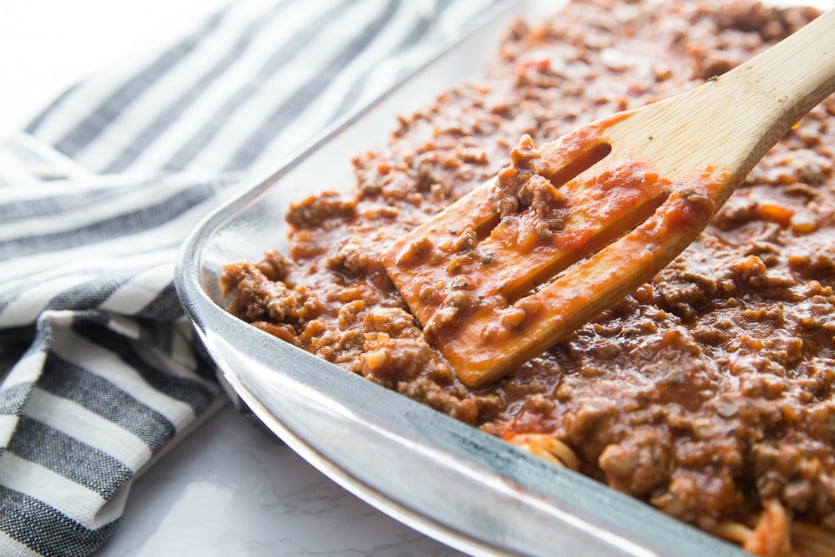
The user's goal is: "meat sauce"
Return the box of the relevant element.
[221,1,835,553]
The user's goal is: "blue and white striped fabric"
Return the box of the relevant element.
[0,1,499,554]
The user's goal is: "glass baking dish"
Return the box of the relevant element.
[174,1,752,555]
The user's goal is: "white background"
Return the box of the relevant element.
[0,0,226,138]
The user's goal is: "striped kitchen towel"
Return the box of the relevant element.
[0,0,501,554]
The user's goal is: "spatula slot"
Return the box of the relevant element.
[476,157,671,305]
[522,190,667,300]
[464,139,614,268]
[547,141,612,188]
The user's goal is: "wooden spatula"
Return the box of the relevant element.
[381,10,835,388]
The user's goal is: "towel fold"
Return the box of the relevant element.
[0,1,501,554]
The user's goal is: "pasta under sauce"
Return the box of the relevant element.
[221,1,835,554]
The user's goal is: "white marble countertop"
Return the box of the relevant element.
[1,2,464,555]
[99,403,463,557]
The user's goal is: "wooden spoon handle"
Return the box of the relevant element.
[606,9,835,198]
[742,9,835,134]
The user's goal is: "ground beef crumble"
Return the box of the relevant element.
[221,0,835,551]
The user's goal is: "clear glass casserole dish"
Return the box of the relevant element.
[173,1,768,554]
